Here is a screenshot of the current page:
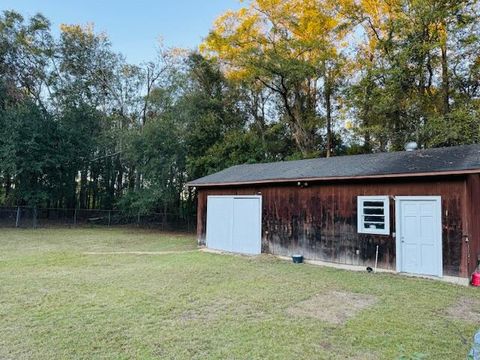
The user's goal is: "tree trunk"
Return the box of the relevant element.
[116,162,123,199]
[441,42,449,116]
[4,174,11,201]
[163,201,168,227]
[362,69,374,153]
[67,174,77,209]
[108,168,116,209]
[79,169,88,209]
[325,82,333,158]
[91,170,98,209]
[278,84,315,157]
[135,170,141,191]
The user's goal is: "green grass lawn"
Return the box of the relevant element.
[0,227,478,359]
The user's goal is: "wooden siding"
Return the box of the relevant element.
[467,174,480,276]
[196,176,468,277]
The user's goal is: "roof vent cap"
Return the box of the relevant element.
[405,142,418,152]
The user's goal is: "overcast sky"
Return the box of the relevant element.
[1,0,242,64]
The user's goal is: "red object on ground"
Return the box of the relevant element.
[472,271,480,287]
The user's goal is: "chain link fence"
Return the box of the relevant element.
[0,206,195,231]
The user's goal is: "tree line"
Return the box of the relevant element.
[0,0,479,218]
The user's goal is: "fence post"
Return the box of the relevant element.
[15,207,21,228]
[73,208,77,226]
[108,210,111,226]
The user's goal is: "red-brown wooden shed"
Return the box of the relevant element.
[188,144,480,281]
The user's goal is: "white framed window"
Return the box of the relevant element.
[357,196,390,235]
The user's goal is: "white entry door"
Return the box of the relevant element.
[396,196,442,277]
[206,196,262,255]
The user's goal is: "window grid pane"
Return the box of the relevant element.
[363,208,384,215]
[363,215,384,222]
[358,196,389,235]
[364,223,385,230]
[364,201,384,207]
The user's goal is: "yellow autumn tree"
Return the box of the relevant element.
[202,0,351,157]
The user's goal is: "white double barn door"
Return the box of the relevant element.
[206,196,262,255]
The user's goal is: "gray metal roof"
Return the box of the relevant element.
[188,144,480,187]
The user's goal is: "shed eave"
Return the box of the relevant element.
[187,168,480,188]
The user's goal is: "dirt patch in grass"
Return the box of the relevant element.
[286,291,378,325]
[446,297,480,323]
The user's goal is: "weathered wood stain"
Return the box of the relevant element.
[196,175,479,277]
